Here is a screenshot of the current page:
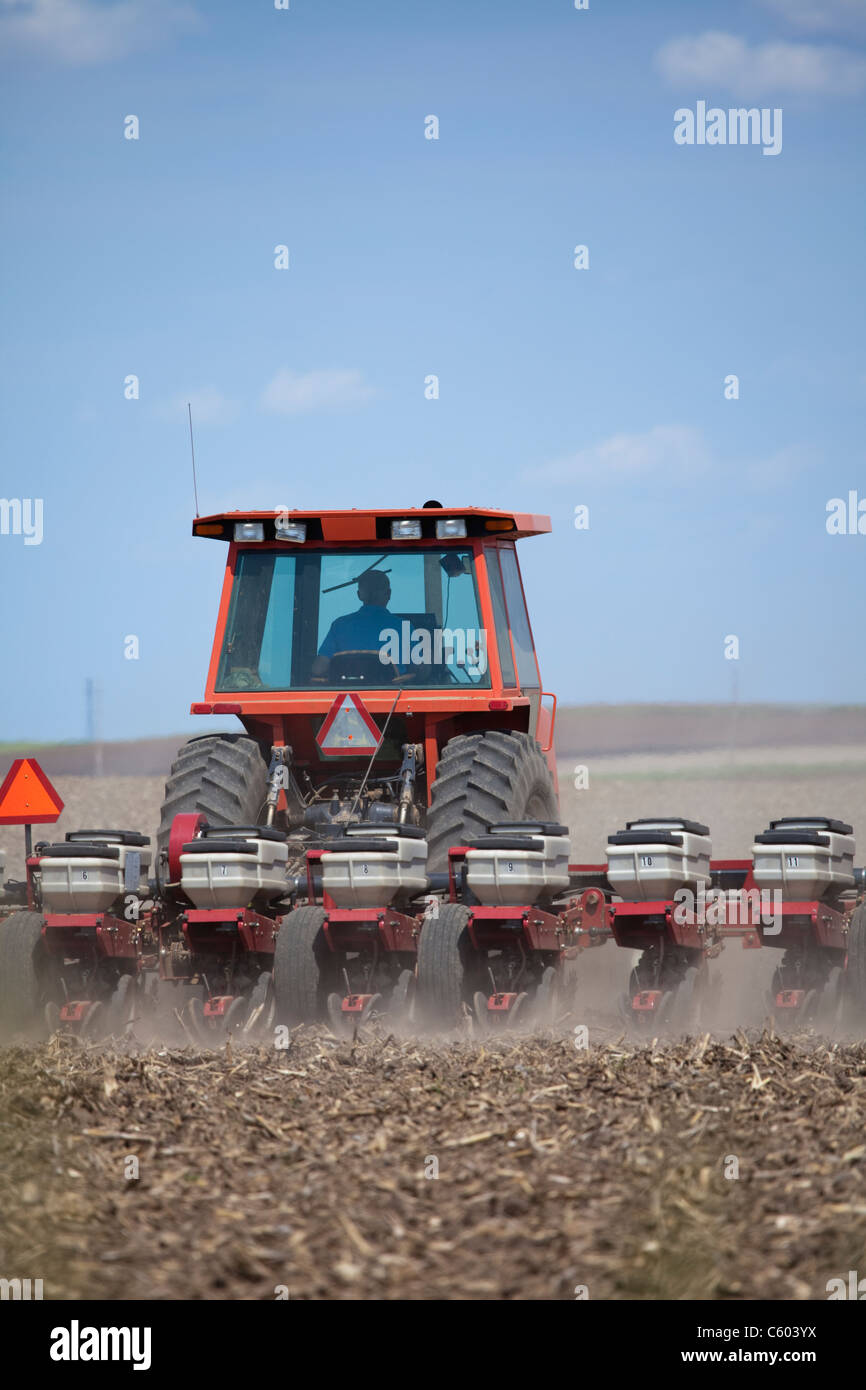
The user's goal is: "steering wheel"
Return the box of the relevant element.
[328,650,401,684]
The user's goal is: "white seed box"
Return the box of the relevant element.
[752,817,855,900]
[606,818,712,902]
[39,833,151,913]
[320,825,428,909]
[180,828,289,910]
[465,824,571,907]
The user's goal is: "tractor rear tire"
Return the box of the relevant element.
[426,730,559,872]
[417,902,475,1027]
[274,905,339,1024]
[846,903,866,1022]
[156,734,270,863]
[0,911,48,1035]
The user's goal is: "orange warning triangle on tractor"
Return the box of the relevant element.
[0,758,64,825]
[316,693,382,758]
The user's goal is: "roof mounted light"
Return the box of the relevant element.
[435,517,467,539]
[391,518,422,539]
[275,518,307,543]
[234,522,264,542]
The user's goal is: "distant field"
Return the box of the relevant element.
[2,702,865,776]
[554,703,866,757]
[0,735,191,778]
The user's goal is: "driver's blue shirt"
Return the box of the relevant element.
[318,603,394,660]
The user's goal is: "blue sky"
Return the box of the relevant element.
[0,0,864,742]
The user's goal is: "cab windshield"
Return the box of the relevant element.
[215,547,491,690]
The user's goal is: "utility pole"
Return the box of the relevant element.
[85,678,104,776]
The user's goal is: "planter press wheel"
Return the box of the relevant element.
[472,990,490,1032]
[185,996,211,1045]
[631,989,675,1034]
[507,991,530,1030]
[361,993,383,1024]
[619,966,644,1030]
[80,1001,107,1042]
[390,968,416,1024]
[326,992,345,1033]
[766,967,785,1018]
[671,967,705,1033]
[244,971,276,1037]
[801,988,820,1026]
[617,992,635,1029]
[703,971,723,1029]
[657,989,677,1029]
[471,989,529,1030]
[109,974,137,1034]
[822,965,847,1030]
[327,990,383,1034]
[223,996,250,1034]
[533,965,558,1027]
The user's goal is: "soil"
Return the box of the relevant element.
[1,1029,864,1301]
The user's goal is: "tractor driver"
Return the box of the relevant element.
[311,569,395,679]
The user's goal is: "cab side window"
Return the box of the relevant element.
[485,549,517,688]
[498,548,540,691]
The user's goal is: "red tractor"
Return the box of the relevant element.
[151,502,561,1027]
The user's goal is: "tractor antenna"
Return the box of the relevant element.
[188,402,200,516]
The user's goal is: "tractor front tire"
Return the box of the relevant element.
[426,730,559,872]
[416,902,475,1027]
[274,905,339,1024]
[0,911,48,1035]
[846,903,866,1023]
[156,734,270,863]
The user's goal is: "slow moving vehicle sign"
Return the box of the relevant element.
[316,694,382,757]
[0,757,64,824]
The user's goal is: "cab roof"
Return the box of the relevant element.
[192,506,552,544]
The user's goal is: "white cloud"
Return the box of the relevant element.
[536,426,814,492]
[260,368,377,416]
[760,0,866,37]
[655,30,866,97]
[0,0,202,66]
[743,443,813,489]
[157,386,239,427]
[155,371,378,427]
[536,425,712,484]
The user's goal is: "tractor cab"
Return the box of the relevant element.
[166,503,559,871]
[193,504,553,737]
